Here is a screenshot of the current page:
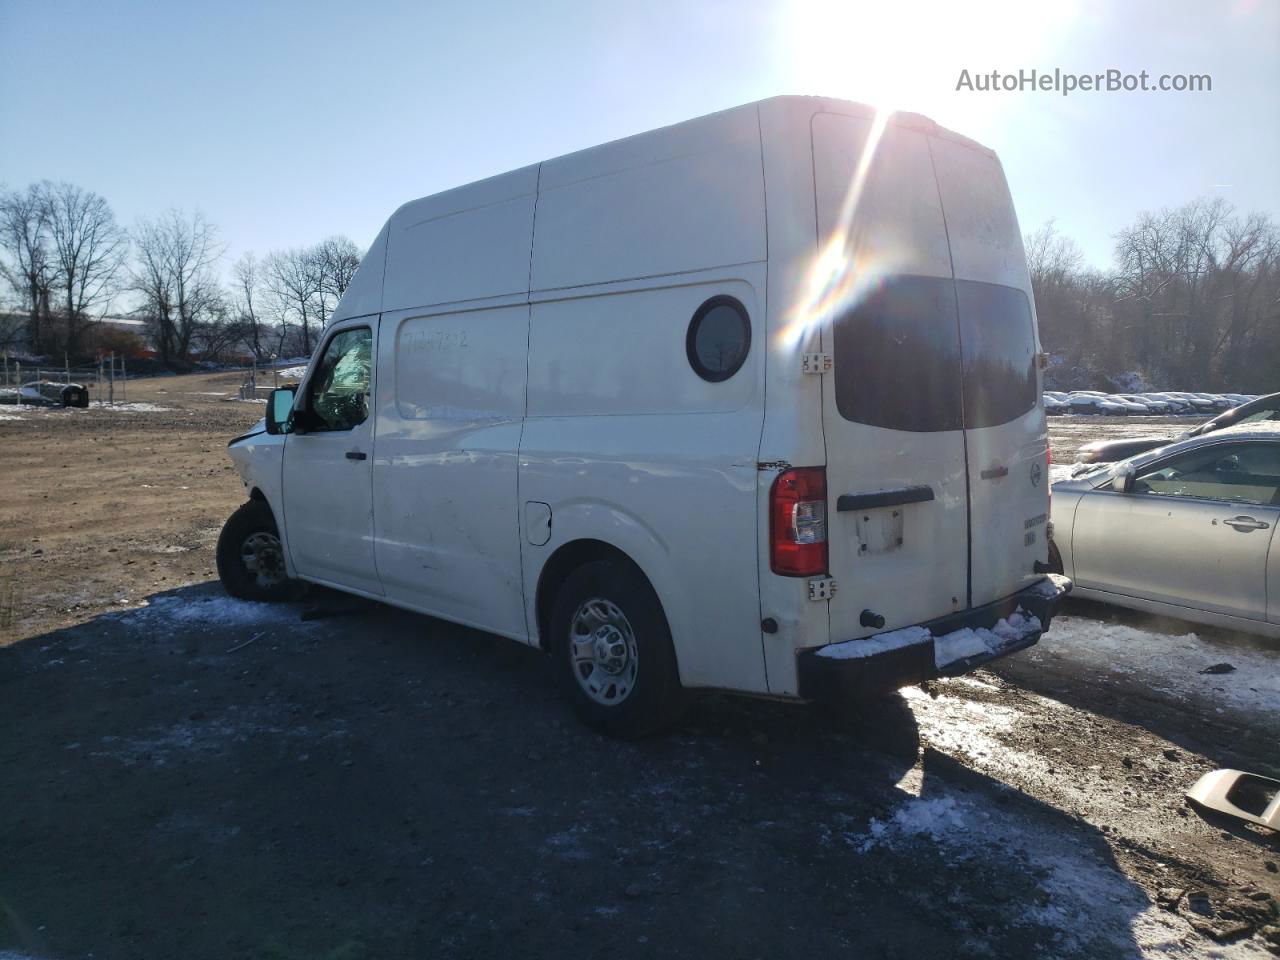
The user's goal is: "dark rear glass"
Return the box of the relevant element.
[833,275,1036,432]
[832,275,963,432]
[955,280,1037,429]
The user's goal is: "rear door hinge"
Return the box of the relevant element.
[802,353,832,375]
[808,577,837,601]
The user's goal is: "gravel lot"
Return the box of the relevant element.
[1,384,1276,959]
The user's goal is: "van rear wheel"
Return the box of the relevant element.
[550,560,685,738]
[216,500,295,602]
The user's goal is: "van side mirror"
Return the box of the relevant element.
[1110,464,1135,493]
[265,386,296,435]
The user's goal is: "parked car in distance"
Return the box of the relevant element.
[1051,425,1280,639]
[1076,392,1280,464]
[1112,395,1153,415]
[217,95,1070,737]
[1044,393,1068,415]
[0,380,91,408]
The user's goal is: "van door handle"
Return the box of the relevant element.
[980,465,1009,480]
[837,485,935,511]
[345,451,367,461]
[1222,515,1269,532]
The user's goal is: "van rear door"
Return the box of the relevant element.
[811,113,970,640]
[931,137,1048,607]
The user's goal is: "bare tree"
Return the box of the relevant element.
[231,252,269,361]
[132,210,223,365]
[263,247,322,354]
[0,182,56,351]
[45,181,127,356]
[310,235,362,323]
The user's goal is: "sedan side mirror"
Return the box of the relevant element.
[1110,464,1135,493]
[265,386,297,435]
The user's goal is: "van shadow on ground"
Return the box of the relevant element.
[0,584,1160,959]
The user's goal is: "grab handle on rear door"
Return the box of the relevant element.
[980,465,1009,480]
[1221,515,1269,532]
[345,450,367,461]
[837,485,934,512]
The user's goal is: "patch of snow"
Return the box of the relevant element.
[94,401,172,413]
[1037,616,1280,716]
[275,365,308,379]
[1049,463,1079,484]
[0,413,24,421]
[816,625,930,660]
[119,594,300,628]
[933,627,990,665]
[934,610,1041,669]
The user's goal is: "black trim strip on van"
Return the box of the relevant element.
[836,485,935,512]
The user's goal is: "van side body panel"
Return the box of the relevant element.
[372,301,531,640]
[532,105,765,291]
[520,105,771,692]
[383,166,538,313]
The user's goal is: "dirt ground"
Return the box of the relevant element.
[1,380,1277,959]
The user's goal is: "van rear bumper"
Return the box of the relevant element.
[796,574,1072,702]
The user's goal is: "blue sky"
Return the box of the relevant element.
[2,0,1276,276]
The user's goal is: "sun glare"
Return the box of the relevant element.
[779,0,1077,126]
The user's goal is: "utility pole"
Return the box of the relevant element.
[108,352,115,405]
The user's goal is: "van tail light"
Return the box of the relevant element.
[770,467,828,576]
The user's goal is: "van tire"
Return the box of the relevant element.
[216,500,295,603]
[550,560,685,738]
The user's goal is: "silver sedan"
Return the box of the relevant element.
[1050,426,1280,639]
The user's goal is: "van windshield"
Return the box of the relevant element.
[832,275,1036,432]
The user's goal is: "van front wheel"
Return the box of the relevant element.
[550,560,685,738]
[216,500,295,602]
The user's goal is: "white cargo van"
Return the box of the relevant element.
[219,96,1070,736]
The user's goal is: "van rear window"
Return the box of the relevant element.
[955,281,1037,430]
[831,275,962,432]
[832,275,1035,432]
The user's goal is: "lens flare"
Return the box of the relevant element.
[778,107,900,351]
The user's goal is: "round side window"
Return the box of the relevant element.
[687,296,751,383]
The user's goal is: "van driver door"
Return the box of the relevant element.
[282,318,383,595]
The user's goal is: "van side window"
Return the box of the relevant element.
[687,296,751,382]
[307,327,373,431]
[1132,442,1280,505]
